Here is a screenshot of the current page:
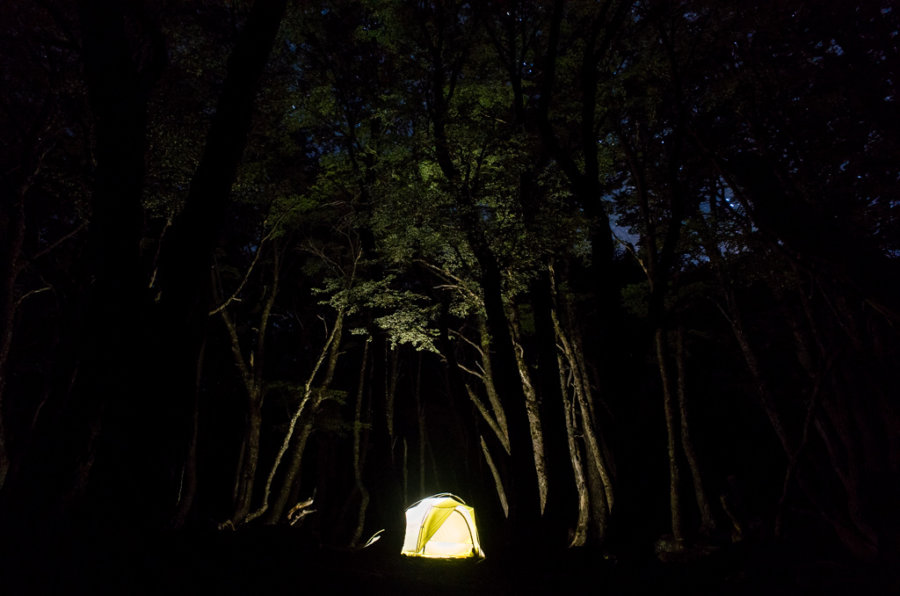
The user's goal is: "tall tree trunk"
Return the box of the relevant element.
[508,309,548,513]
[674,326,716,534]
[558,352,589,547]
[620,78,690,545]
[530,267,577,546]
[169,340,205,529]
[233,399,262,522]
[402,438,409,506]
[423,22,541,533]
[568,316,616,517]
[364,336,404,550]
[487,10,578,546]
[549,262,615,545]
[28,0,163,526]
[464,245,541,538]
[349,341,370,547]
[656,328,683,543]
[0,180,25,494]
[414,353,426,497]
[538,0,630,395]
[385,347,399,444]
[553,304,614,543]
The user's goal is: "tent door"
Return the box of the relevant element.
[423,509,474,557]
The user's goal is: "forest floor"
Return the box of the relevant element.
[3,525,896,595]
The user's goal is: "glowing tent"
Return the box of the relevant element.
[400,493,485,559]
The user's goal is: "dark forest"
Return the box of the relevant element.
[1,0,898,593]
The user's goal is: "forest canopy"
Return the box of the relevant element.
[1,0,898,566]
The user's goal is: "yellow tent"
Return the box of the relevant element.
[400,493,485,559]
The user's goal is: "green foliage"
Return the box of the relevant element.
[330,275,442,353]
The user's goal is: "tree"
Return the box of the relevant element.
[152,0,288,527]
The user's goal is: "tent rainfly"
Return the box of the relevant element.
[400,493,485,559]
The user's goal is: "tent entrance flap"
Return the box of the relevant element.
[400,494,485,559]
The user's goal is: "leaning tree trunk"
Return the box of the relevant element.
[257,311,343,525]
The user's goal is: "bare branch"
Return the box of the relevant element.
[456,362,484,380]
[466,384,510,454]
[415,259,481,302]
[15,286,52,308]
[209,219,284,316]
[448,328,485,358]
